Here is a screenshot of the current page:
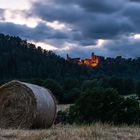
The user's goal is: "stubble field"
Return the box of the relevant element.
[1,123,140,140]
[1,105,140,140]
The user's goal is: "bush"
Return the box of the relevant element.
[116,97,140,124]
[68,88,140,125]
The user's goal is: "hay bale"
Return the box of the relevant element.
[0,80,56,129]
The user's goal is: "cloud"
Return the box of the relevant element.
[48,0,126,13]
[0,21,68,42]
[98,37,140,58]
[55,37,140,58]
[122,2,140,30]
[74,0,126,13]
[1,0,140,58]
[130,0,140,2]
[30,2,86,24]
[30,0,137,40]
[26,0,140,58]
[0,8,5,20]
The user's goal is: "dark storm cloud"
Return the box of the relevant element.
[78,40,97,46]
[1,0,140,58]
[30,0,136,40]
[51,0,126,13]
[122,2,140,29]
[0,22,68,42]
[73,0,125,13]
[26,0,140,58]
[30,2,86,23]
[77,14,134,39]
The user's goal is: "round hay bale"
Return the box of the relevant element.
[0,80,56,129]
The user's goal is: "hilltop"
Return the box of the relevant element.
[1,34,140,103]
[0,34,93,84]
[0,33,140,83]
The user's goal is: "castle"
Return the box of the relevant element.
[67,52,100,67]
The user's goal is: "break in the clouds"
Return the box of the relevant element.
[0,9,5,20]
[1,0,140,58]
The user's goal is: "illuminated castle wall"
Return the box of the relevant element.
[67,52,100,67]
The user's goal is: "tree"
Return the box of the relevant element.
[43,79,63,102]
[69,88,122,123]
[136,81,140,97]
[109,77,124,95]
[123,79,135,95]
[63,78,80,90]
[116,97,140,124]
[69,87,140,125]
[81,79,102,91]
[63,88,81,103]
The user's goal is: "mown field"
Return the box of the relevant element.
[1,105,140,140]
[1,123,140,140]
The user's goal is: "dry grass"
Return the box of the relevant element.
[1,123,140,140]
[56,104,72,112]
[1,105,140,140]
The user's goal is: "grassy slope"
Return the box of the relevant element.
[1,123,140,140]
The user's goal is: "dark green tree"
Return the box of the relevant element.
[123,79,135,95]
[109,77,124,95]
[69,88,140,125]
[63,88,81,103]
[43,79,63,102]
[136,81,140,97]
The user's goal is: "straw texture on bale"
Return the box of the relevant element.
[0,80,56,129]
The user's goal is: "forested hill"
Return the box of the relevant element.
[0,33,140,85]
[0,34,93,83]
[96,56,140,80]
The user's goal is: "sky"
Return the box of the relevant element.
[0,0,140,58]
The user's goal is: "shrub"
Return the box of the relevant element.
[68,88,140,125]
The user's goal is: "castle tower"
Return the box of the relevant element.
[67,54,70,60]
[91,52,95,60]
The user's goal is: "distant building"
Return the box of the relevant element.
[67,52,100,67]
[67,54,83,65]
